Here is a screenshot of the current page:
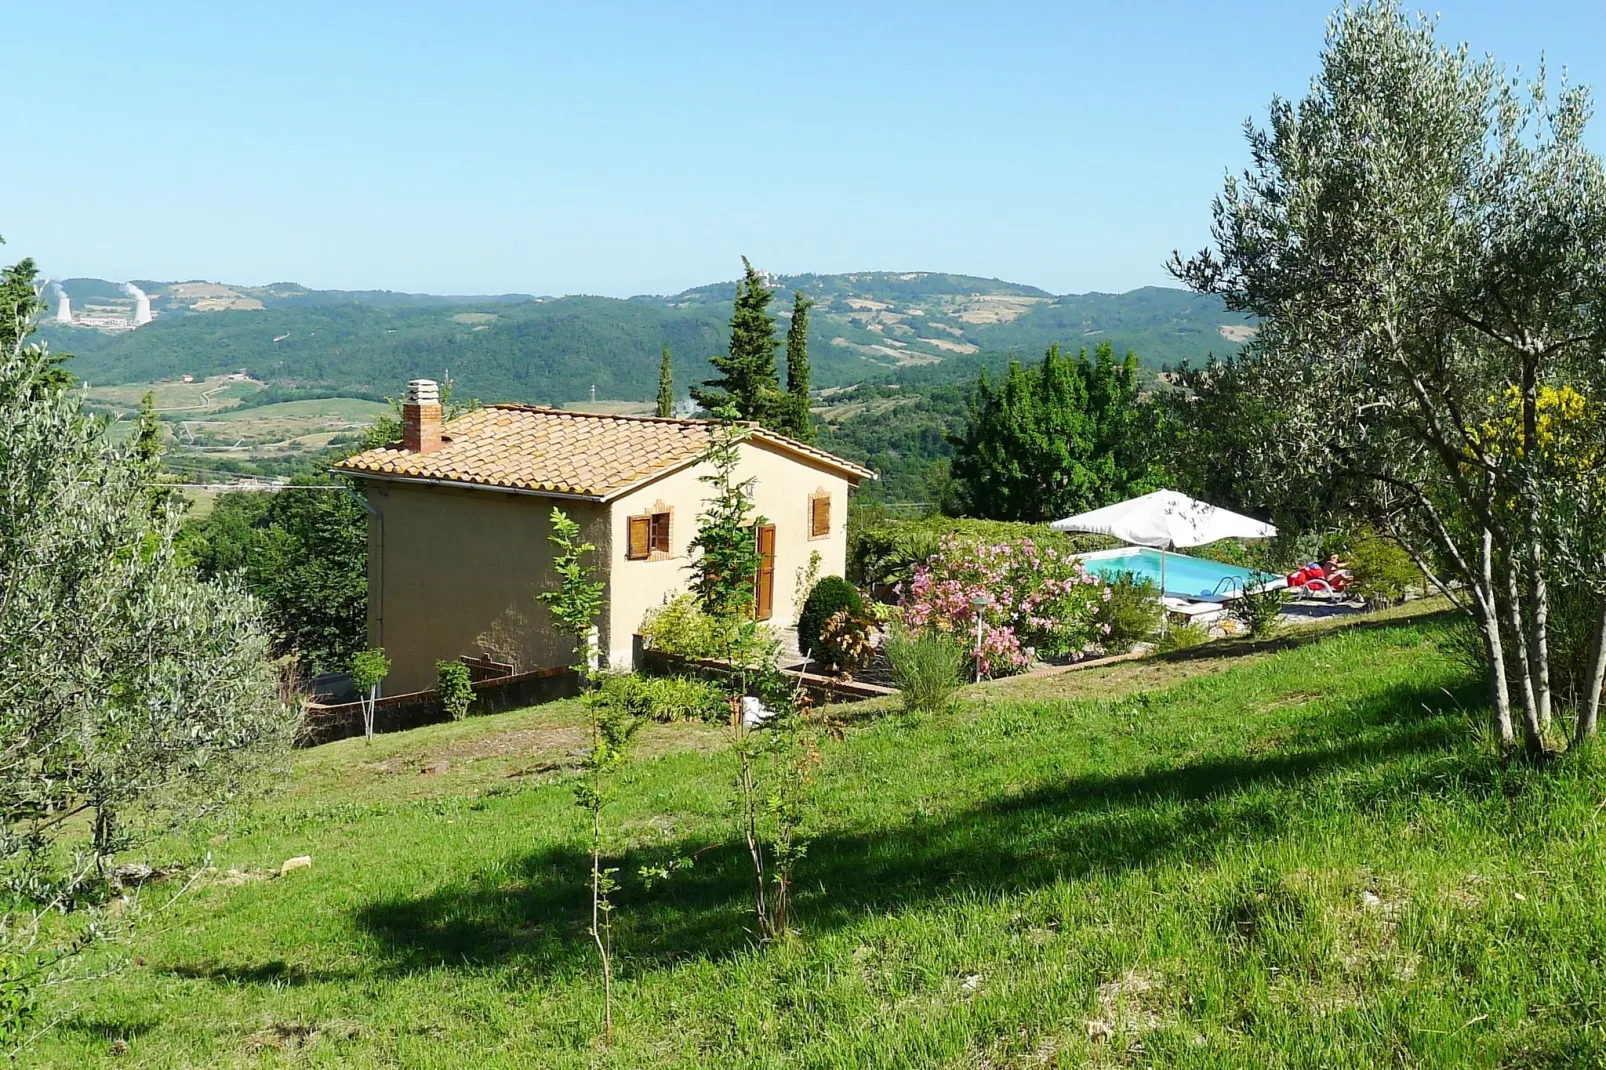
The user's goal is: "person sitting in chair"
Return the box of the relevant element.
[1321,553,1351,590]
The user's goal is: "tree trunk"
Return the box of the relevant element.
[1501,561,1546,754]
[738,743,768,938]
[1526,536,1553,733]
[1478,530,1515,746]
[1515,355,1550,751]
[93,801,116,872]
[1576,599,1606,744]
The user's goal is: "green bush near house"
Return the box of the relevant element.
[436,660,474,721]
[600,673,727,723]
[639,593,777,666]
[797,577,865,667]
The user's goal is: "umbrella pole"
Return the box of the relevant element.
[1162,543,1175,633]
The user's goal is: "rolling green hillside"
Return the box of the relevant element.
[44,272,1251,406]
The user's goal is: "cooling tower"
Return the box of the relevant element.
[122,283,153,326]
[49,283,71,323]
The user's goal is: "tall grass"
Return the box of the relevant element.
[884,627,965,713]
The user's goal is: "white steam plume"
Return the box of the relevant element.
[48,281,71,323]
[121,282,152,326]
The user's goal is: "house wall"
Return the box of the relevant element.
[602,439,853,671]
[358,440,858,688]
[358,480,610,693]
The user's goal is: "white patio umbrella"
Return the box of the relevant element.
[1050,490,1277,621]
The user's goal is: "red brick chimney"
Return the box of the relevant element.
[402,379,443,453]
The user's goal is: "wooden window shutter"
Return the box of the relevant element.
[628,516,651,559]
[650,511,671,554]
[810,493,831,537]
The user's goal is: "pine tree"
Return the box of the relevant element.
[949,342,1154,521]
[656,343,674,418]
[780,291,814,442]
[691,257,782,426]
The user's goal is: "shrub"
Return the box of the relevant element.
[600,673,726,723]
[1095,572,1162,653]
[436,660,474,721]
[899,533,1108,676]
[1447,582,1606,717]
[885,627,965,713]
[1156,620,1211,651]
[640,593,721,657]
[1233,577,1288,639]
[640,593,777,667]
[1347,531,1419,606]
[1188,539,1255,568]
[848,515,1115,589]
[350,647,391,743]
[818,609,876,677]
[798,577,864,666]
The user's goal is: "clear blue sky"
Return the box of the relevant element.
[6,1,1605,297]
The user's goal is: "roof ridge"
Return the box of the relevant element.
[333,404,877,497]
[484,403,714,428]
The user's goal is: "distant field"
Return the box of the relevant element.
[206,398,389,423]
[814,395,919,422]
[169,397,388,455]
[85,375,262,415]
[179,487,224,519]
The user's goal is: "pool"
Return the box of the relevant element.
[1076,547,1272,601]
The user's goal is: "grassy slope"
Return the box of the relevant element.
[202,398,389,422]
[35,611,1606,1068]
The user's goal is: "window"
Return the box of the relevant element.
[809,491,832,539]
[627,508,672,560]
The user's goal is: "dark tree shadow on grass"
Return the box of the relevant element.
[337,674,1486,981]
[161,959,342,987]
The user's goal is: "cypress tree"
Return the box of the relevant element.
[691,257,782,425]
[656,343,674,418]
[134,390,179,519]
[781,291,814,442]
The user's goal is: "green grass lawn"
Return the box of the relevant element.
[32,609,1606,1067]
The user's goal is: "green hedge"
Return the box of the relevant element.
[847,513,1118,588]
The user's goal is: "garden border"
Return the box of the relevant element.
[636,642,897,703]
[298,665,580,747]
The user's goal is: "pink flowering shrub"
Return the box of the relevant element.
[897,534,1109,677]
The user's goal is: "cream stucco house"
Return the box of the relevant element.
[333,380,876,693]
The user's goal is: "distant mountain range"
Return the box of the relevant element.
[40,272,1253,404]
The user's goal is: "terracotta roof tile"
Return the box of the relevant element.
[332,405,875,499]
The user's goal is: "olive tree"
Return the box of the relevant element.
[1,251,293,1044]
[1172,2,1606,755]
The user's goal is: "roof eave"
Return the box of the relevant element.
[746,431,878,483]
[330,467,610,502]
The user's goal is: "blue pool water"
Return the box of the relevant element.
[1078,547,1266,600]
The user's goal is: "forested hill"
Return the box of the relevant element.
[42,272,1251,404]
